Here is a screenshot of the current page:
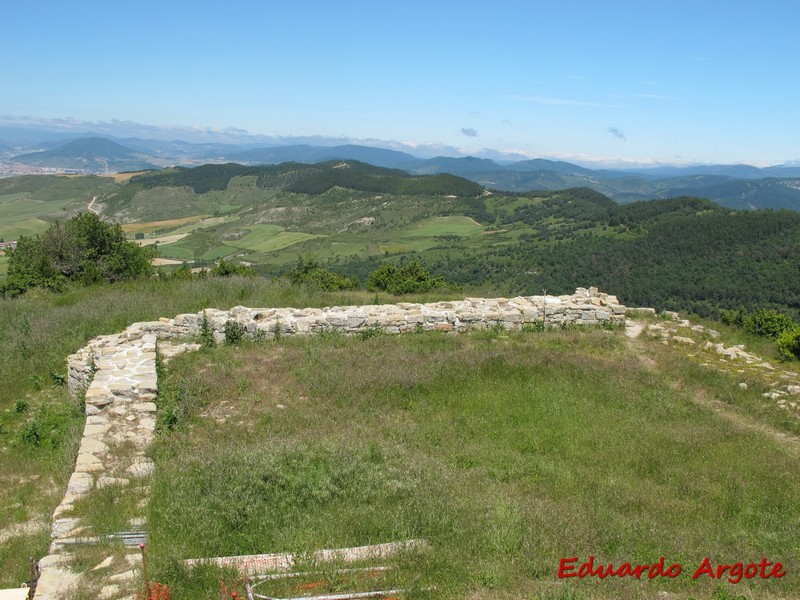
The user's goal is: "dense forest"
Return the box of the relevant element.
[332,193,800,319]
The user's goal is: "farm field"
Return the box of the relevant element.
[0,194,68,240]
[223,223,321,253]
[121,216,209,235]
[156,236,239,261]
[406,215,484,237]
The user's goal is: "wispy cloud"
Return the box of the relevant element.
[460,127,479,138]
[608,127,627,141]
[508,95,621,108]
[683,55,710,62]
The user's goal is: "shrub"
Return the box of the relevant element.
[719,308,745,327]
[224,320,246,345]
[742,308,798,339]
[210,258,256,278]
[366,260,445,295]
[20,420,41,446]
[285,255,359,291]
[776,328,800,361]
[199,313,216,349]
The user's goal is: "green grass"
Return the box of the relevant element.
[0,385,83,587]
[224,224,321,253]
[406,216,484,238]
[0,278,464,586]
[0,217,51,240]
[157,232,239,261]
[0,176,115,239]
[148,329,800,599]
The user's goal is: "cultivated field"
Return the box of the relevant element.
[222,223,321,253]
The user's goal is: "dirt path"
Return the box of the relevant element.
[87,196,100,215]
[625,316,800,454]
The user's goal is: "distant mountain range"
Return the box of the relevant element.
[4,135,800,210]
[10,137,161,172]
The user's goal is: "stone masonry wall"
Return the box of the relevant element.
[43,287,625,599]
[67,287,625,396]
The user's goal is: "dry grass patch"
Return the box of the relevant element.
[100,171,150,182]
[122,216,208,235]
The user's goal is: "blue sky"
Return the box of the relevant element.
[2,1,799,166]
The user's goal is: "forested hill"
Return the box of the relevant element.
[414,194,800,318]
[124,161,482,197]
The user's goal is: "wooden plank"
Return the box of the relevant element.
[186,539,427,576]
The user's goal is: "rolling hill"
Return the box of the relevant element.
[64,161,799,320]
[5,133,800,208]
[11,137,161,173]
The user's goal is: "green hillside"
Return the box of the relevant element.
[0,175,115,239]
[3,162,800,320]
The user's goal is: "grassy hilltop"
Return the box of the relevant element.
[0,163,799,598]
[0,278,799,599]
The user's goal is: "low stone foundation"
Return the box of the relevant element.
[42,287,626,599]
[67,287,626,396]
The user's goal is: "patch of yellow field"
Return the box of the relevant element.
[136,233,189,246]
[151,258,185,266]
[100,171,150,182]
[122,216,209,234]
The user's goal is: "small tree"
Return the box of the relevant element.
[1,212,154,297]
[286,254,359,291]
[210,258,256,277]
[367,260,444,295]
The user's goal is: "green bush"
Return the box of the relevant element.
[224,320,246,345]
[210,259,256,278]
[742,308,798,339]
[1,212,154,297]
[366,260,444,295]
[285,255,359,291]
[719,308,745,327]
[20,420,41,446]
[776,328,800,361]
